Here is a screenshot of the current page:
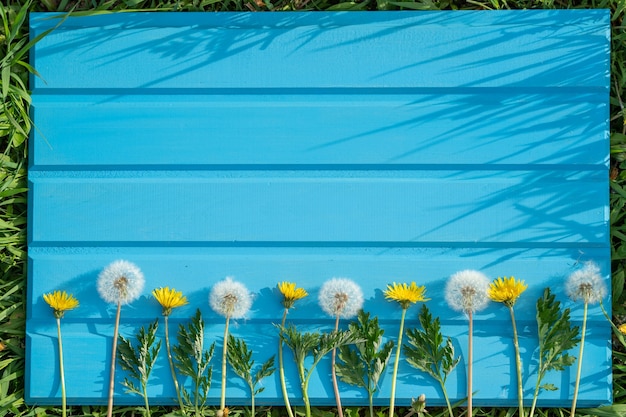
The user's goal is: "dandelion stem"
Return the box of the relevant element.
[468,309,473,417]
[389,308,407,417]
[509,305,525,417]
[107,302,122,417]
[442,381,454,417]
[571,301,588,417]
[164,315,186,414]
[56,317,67,417]
[220,315,231,414]
[332,314,344,417]
[279,309,295,417]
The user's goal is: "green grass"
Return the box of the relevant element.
[2,0,626,415]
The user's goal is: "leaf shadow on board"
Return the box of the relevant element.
[43,12,364,93]
[372,23,607,89]
[411,169,605,245]
[308,13,607,158]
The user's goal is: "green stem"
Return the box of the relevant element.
[107,302,122,417]
[220,316,231,414]
[164,315,186,414]
[195,345,201,417]
[468,310,473,417]
[441,381,454,417]
[571,302,588,417]
[389,308,407,417]
[332,314,344,417]
[194,364,200,417]
[142,382,151,417]
[56,318,67,417]
[299,360,311,417]
[529,371,542,417]
[509,305,525,417]
[250,384,256,417]
[279,309,295,417]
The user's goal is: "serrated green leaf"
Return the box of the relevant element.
[530,288,581,413]
[337,344,368,388]
[173,309,214,412]
[404,304,459,414]
[116,319,161,414]
[336,310,393,411]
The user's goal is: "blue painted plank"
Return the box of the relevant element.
[26,247,611,407]
[29,170,607,245]
[29,11,610,89]
[26,10,611,408]
[30,92,607,168]
[24,320,611,407]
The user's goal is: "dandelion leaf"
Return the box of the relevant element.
[536,288,580,377]
[173,309,214,408]
[336,310,393,397]
[116,319,161,400]
[405,304,460,385]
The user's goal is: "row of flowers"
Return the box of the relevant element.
[43,260,611,417]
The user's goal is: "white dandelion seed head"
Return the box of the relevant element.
[566,261,607,304]
[318,277,364,319]
[445,269,490,314]
[97,260,145,305]
[209,276,253,319]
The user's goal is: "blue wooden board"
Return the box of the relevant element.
[27,10,611,408]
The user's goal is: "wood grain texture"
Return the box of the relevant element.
[27,10,611,407]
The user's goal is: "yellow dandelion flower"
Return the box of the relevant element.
[488,277,527,307]
[152,287,188,316]
[619,323,626,335]
[43,290,79,319]
[384,282,428,309]
[278,281,308,309]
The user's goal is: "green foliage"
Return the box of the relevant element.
[0,0,32,148]
[173,309,215,415]
[227,334,276,417]
[0,2,31,413]
[405,304,459,385]
[404,304,459,417]
[118,320,162,416]
[279,324,360,417]
[336,310,394,417]
[529,288,581,417]
[280,324,359,382]
[227,335,276,396]
[536,288,580,376]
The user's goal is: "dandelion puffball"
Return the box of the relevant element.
[209,277,253,319]
[318,277,364,319]
[97,260,145,305]
[445,269,490,314]
[566,261,607,304]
